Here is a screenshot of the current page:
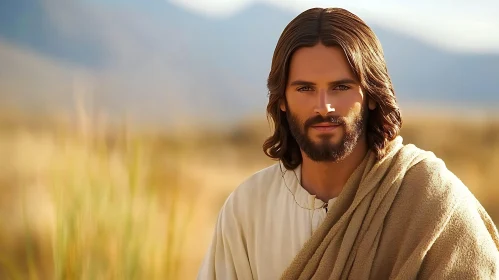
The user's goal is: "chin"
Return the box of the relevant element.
[313,140,344,151]
[312,134,342,144]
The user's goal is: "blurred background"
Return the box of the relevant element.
[0,0,498,279]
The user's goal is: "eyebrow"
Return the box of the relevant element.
[289,78,358,87]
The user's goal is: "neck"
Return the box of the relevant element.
[300,138,368,202]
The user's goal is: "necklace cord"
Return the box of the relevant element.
[279,161,328,211]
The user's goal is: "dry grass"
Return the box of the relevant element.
[0,110,497,279]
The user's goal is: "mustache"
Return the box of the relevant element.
[304,115,345,128]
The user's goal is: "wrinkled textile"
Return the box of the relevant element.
[282,137,499,279]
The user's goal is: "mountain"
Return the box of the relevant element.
[0,0,498,126]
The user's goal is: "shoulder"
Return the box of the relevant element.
[384,144,474,229]
[396,146,496,233]
[217,162,283,222]
[377,145,499,277]
[401,151,469,206]
[384,139,468,206]
[231,162,283,200]
[402,151,499,276]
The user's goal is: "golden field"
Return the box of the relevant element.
[0,109,498,280]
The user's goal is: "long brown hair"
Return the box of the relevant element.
[263,7,402,170]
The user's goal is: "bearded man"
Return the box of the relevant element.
[197,7,499,280]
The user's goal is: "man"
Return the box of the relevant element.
[198,7,499,280]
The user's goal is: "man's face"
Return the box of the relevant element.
[281,43,370,162]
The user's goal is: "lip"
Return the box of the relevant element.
[311,123,340,132]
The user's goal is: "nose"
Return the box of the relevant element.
[314,88,335,116]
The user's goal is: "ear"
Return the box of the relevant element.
[368,98,377,110]
[280,100,286,112]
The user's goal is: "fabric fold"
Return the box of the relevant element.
[281,136,499,279]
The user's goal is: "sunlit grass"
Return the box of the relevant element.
[0,115,198,280]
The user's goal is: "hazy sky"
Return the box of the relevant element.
[170,0,499,53]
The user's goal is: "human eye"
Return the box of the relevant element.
[334,84,351,91]
[297,86,314,92]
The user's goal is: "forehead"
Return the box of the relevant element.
[287,43,356,82]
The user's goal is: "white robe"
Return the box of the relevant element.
[197,162,337,280]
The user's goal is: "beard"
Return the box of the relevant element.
[286,106,367,162]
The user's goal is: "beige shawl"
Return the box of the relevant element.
[281,136,499,279]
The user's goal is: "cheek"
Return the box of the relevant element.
[338,89,364,115]
[285,92,311,115]
[287,92,313,109]
[337,100,363,119]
